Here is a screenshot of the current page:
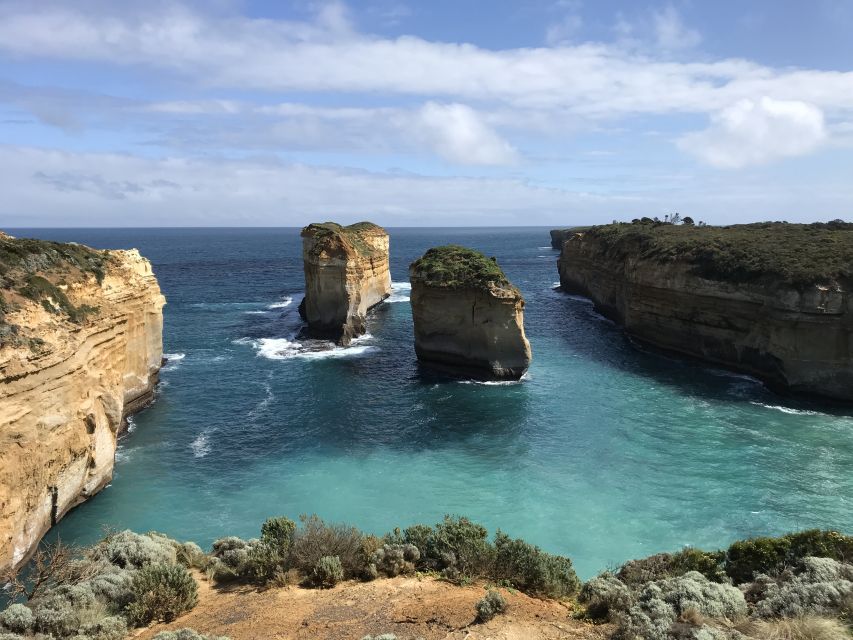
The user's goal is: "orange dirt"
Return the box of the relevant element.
[136,574,613,640]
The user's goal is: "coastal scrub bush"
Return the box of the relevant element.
[89,530,177,569]
[312,556,344,588]
[736,616,851,640]
[423,516,493,580]
[370,544,420,578]
[260,516,297,553]
[0,605,33,634]
[409,245,512,290]
[614,571,746,640]
[176,541,207,569]
[78,615,128,640]
[152,630,232,640]
[475,590,507,622]
[492,531,580,598]
[0,634,25,640]
[726,531,853,584]
[617,548,727,586]
[750,557,853,619]
[125,563,198,625]
[292,515,365,579]
[578,573,632,620]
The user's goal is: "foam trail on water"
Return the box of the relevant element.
[750,402,824,416]
[190,431,211,458]
[235,333,379,361]
[268,296,294,309]
[387,281,412,302]
[162,352,186,371]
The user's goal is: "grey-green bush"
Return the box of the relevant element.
[312,555,344,588]
[370,544,420,577]
[125,563,198,625]
[579,573,633,620]
[0,604,33,634]
[0,634,25,640]
[78,615,128,640]
[176,542,207,569]
[89,531,177,569]
[614,571,746,640]
[492,531,580,598]
[152,629,232,640]
[475,590,507,622]
[292,515,365,579]
[750,557,853,618]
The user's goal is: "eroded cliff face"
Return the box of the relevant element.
[410,246,531,380]
[0,237,164,572]
[559,232,853,401]
[299,222,391,345]
[550,229,575,250]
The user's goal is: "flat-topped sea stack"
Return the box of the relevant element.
[299,222,392,345]
[0,233,164,572]
[559,221,853,401]
[409,245,532,380]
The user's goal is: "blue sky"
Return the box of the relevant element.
[1,0,852,227]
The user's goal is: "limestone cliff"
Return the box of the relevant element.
[550,228,576,250]
[558,223,853,401]
[298,222,391,345]
[0,234,165,572]
[409,245,531,380]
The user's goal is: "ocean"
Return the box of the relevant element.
[13,227,853,579]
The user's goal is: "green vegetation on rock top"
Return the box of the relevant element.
[301,221,386,259]
[579,220,853,287]
[409,245,514,290]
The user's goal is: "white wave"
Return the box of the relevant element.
[552,281,561,288]
[391,282,412,290]
[387,294,410,303]
[458,371,530,386]
[236,334,378,361]
[537,246,552,250]
[125,415,137,433]
[750,402,823,416]
[162,353,186,371]
[244,310,268,315]
[190,432,211,458]
[268,296,294,309]
[114,447,132,464]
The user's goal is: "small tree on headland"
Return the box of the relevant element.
[682,216,694,225]
[0,539,93,601]
[670,212,682,224]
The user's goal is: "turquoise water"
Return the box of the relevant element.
[14,227,853,579]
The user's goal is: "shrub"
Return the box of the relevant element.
[176,542,207,569]
[423,516,493,579]
[0,634,25,640]
[292,515,365,578]
[208,537,250,582]
[312,556,344,588]
[32,602,80,638]
[475,590,507,623]
[370,544,420,578]
[492,531,580,598]
[614,571,746,640]
[750,557,853,618]
[125,563,198,625]
[152,630,232,640]
[0,605,34,634]
[260,516,296,554]
[89,530,177,569]
[617,548,727,586]
[579,573,632,620]
[85,565,136,609]
[78,615,128,640]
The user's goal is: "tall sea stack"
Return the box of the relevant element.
[299,222,392,345]
[558,222,853,401]
[0,233,165,573]
[409,245,531,380]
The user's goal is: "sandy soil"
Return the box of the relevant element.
[136,573,613,640]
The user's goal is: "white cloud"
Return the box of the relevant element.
[414,103,518,166]
[678,97,827,168]
[653,5,701,50]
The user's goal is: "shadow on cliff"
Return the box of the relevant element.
[551,289,853,418]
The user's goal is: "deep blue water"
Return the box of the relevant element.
[11,227,853,578]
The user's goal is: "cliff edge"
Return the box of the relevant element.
[409,245,531,380]
[0,233,165,572]
[298,222,391,345]
[558,221,853,401]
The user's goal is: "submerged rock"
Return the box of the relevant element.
[299,222,392,346]
[409,245,531,380]
[0,234,165,573]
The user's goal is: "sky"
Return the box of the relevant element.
[1,0,853,227]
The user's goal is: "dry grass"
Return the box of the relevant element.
[736,616,852,640]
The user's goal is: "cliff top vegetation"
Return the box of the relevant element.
[578,220,853,287]
[301,222,387,259]
[409,245,514,290]
[0,234,111,347]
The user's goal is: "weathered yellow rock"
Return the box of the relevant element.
[299,222,391,345]
[409,245,531,380]
[0,237,164,572]
[559,230,853,400]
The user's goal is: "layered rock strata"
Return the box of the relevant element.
[409,245,531,380]
[550,228,576,250]
[299,222,392,345]
[558,224,853,401]
[0,234,165,572]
